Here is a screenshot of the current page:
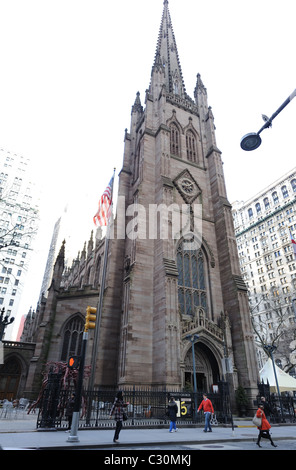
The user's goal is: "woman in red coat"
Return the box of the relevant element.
[256,403,277,448]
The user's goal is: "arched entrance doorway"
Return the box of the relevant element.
[0,357,21,400]
[184,341,220,392]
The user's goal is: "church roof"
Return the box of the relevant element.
[153,0,186,97]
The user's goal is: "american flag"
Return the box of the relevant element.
[291,230,296,258]
[93,176,114,226]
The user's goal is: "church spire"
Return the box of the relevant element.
[153,0,186,97]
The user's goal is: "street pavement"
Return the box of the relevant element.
[0,413,295,451]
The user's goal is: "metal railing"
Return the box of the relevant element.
[36,383,233,430]
[257,381,296,423]
[256,393,296,424]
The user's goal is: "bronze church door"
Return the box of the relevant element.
[0,357,21,400]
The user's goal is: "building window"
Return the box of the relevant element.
[248,208,253,218]
[255,202,261,213]
[263,197,270,209]
[60,315,84,362]
[272,191,279,204]
[186,130,197,163]
[170,123,180,157]
[291,179,296,192]
[134,142,141,182]
[177,240,207,316]
[281,185,289,199]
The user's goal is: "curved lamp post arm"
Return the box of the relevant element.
[241,89,296,151]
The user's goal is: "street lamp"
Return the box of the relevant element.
[186,333,199,419]
[240,89,296,151]
[0,307,14,342]
[263,344,284,422]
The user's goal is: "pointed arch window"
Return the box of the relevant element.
[177,240,208,316]
[60,315,84,362]
[170,123,180,157]
[186,130,197,163]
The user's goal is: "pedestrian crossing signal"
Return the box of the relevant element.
[67,356,79,369]
[85,306,97,332]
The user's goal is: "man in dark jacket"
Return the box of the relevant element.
[167,396,178,432]
[260,396,274,421]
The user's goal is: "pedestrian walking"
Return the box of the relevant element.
[260,396,274,420]
[65,392,75,432]
[109,391,129,443]
[197,393,214,432]
[167,396,178,432]
[255,403,277,448]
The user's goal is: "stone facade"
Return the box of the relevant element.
[90,1,258,398]
[20,1,258,403]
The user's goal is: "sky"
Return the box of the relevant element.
[1,0,296,338]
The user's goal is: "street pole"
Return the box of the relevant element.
[264,344,285,422]
[88,169,115,392]
[88,230,110,391]
[186,334,199,419]
[0,307,14,342]
[67,331,88,442]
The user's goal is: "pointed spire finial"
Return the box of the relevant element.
[153,0,186,96]
[132,91,143,114]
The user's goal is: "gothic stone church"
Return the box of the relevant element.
[22,1,258,402]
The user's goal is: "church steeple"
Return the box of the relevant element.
[152,0,186,97]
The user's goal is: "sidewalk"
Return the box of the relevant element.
[0,415,295,450]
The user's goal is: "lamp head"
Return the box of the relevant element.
[240,132,262,151]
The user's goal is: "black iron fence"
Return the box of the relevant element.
[257,381,296,424]
[36,378,233,430]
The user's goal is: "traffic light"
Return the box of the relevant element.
[67,355,80,369]
[85,306,97,331]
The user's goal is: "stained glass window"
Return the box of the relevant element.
[170,123,180,156]
[177,240,207,316]
[61,315,84,362]
[186,130,197,163]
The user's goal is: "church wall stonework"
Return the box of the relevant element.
[21,2,258,407]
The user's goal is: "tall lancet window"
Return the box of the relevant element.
[177,240,207,316]
[170,123,180,157]
[186,130,197,163]
[60,315,84,362]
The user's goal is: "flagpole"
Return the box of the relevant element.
[291,230,296,260]
[88,168,116,392]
